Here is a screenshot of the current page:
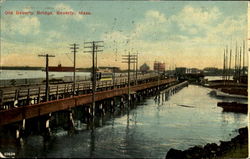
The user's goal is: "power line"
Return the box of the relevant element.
[122,53,137,103]
[84,41,104,118]
[38,54,55,102]
[70,43,79,96]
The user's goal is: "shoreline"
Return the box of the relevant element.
[165,126,248,159]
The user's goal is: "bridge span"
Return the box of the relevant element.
[0,77,178,126]
[0,74,189,141]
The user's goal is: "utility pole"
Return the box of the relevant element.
[122,53,137,103]
[95,45,98,70]
[38,54,55,102]
[113,67,116,88]
[243,40,245,75]
[84,41,103,118]
[133,57,135,82]
[157,61,160,91]
[70,43,79,96]
[135,52,138,85]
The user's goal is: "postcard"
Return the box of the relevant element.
[0,0,248,158]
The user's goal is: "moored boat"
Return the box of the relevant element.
[217,102,247,113]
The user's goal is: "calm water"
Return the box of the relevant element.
[1,85,247,158]
[0,70,90,80]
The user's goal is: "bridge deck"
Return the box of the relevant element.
[0,77,176,126]
[1,74,159,104]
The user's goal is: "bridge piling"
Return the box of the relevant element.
[70,110,75,131]
[120,97,124,109]
[110,98,115,113]
[42,113,52,140]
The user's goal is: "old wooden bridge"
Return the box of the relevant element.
[0,73,186,126]
[0,73,189,140]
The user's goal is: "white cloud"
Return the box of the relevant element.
[1,4,247,70]
[131,10,168,39]
[213,15,247,37]
[172,5,221,34]
[3,16,40,35]
[102,31,128,42]
[45,31,65,43]
[145,10,167,23]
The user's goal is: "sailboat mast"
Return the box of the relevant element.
[229,47,232,81]
[239,46,242,79]
[226,46,228,81]
[223,49,225,81]
[242,40,245,75]
[234,42,238,82]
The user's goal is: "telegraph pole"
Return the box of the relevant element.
[113,67,116,88]
[122,53,137,103]
[133,55,135,82]
[135,52,138,85]
[84,41,103,118]
[70,43,79,96]
[38,54,55,101]
[157,61,160,91]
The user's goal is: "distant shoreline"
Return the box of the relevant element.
[0,66,92,72]
[0,66,43,70]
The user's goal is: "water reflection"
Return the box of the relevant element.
[0,85,247,158]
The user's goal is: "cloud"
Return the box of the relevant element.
[1,3,247,70]
[130,10,168,40]
[99,5,247,69]
[172,5,221,34]
[2,15,40,35]
[45,31,65,43]
[145,10,167,23]
[102,31,128,42]
[213,15,247,38]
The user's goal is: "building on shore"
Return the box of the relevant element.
[153,61,165,72]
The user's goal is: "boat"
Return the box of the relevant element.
[207,41,248,98]
[43,64,75,72]
[217,102,247,113]
[211,89,247,99]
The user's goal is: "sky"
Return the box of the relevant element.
[0,0,248,70]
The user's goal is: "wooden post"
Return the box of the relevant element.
[77,83,80,95]
[14,89,18,101]
[48,86,50,101]
[64,84,66,97]
[37,87,41,103]
[56,85,59,100]
[27,88,30,105]
[0,90,3,108]
[38,54,55,101]
[67,84,69,94]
